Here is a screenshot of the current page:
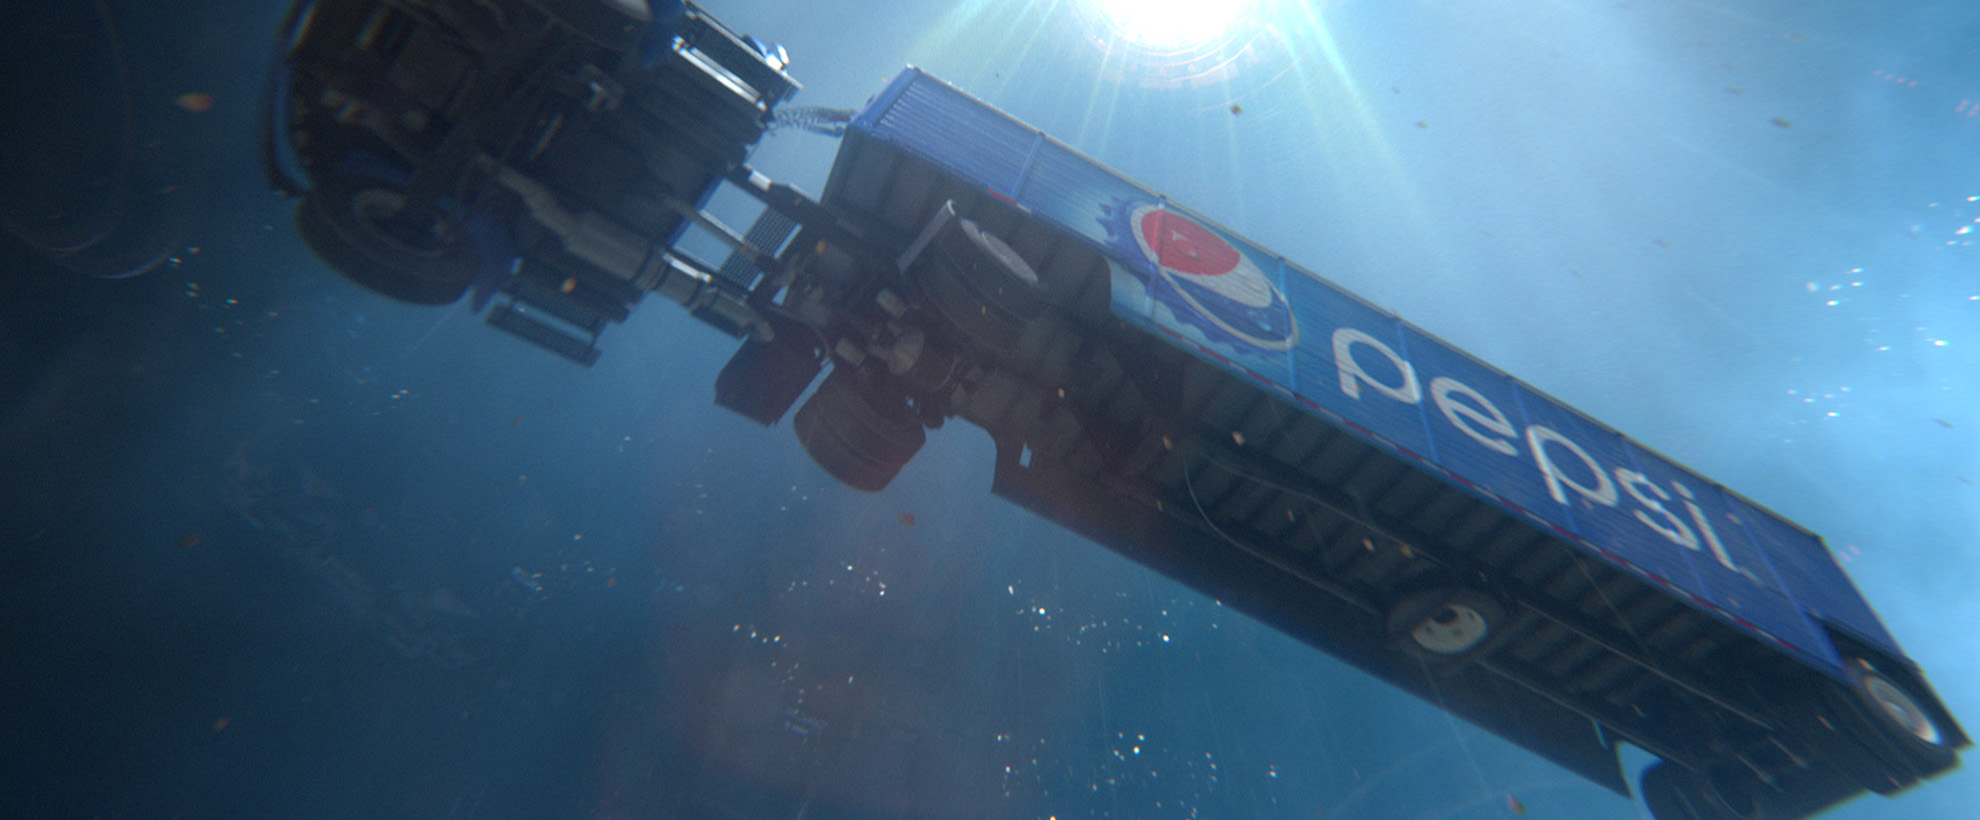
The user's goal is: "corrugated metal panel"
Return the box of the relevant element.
[842,67,1892,670]
[1728,492,1901,657]
[1020,139,1157,243]
[865,74,1035,197]
[714,206,798,289]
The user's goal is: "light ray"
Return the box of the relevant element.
[1091,0,1256,50]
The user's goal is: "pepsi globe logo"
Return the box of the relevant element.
[1123,202,1297,354]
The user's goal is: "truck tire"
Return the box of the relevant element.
[793,368,925,492]
[1825,657,1958,781]
[1640,761,1769,820]
[1386,586,1505,663]
[915,216,1048,356]
[295,173,479,306]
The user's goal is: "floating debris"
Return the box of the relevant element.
[177,534,203,549]
[899,512,916,527]
[1934,418,1954,429]
[1505,793,1526,815]
[1230,103,1243,115]
[511,567,543,593]
[1771,117,1794,128]
[175,92,214,113]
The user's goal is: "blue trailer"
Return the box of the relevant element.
[266,1,1964,815]
[783,67,1967,819]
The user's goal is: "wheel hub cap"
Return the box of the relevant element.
[1411,604,1489,654]
[1866,674,1942,746]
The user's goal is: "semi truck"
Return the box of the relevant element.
[264,2,1966,817]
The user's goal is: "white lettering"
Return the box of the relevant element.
[1430,377,1517,456]
[1616,468,1698,548]
[1673,482,1740,573]
[1333,328,1420,403]
[1526,425,1618,507]
[1319,323,1756,583]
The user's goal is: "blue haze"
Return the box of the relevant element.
[2,1,1974,818]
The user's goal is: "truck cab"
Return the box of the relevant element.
[267,0,795,364]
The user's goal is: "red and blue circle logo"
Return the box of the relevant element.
[1102,198,1297,355]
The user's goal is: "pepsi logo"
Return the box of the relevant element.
[1124,203,1297,354]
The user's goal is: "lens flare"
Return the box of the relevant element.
[1090,0,1254,49]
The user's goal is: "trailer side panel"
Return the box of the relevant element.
[838,67,1906,673]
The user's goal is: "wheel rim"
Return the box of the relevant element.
[960,219,1039,288]
[296,173,481,305]
[1410,604,1490,654]
[350,188,451,259]
[1864,673,1942,746]
[917,217,1048,354]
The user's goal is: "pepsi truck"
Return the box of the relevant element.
[264,2,1965,817]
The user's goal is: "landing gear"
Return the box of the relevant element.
[793,368,926,492]
[714,314,824,427]
[1386,586,1506,664]
[295,173,480,305]
[1641,761,1770,820]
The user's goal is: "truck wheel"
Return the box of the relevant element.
[1824,658,1957,781]
[793,368,925,492]
[296,173,479,305]
[1641,761,1768,820]
[916,216,1048,356]
[1386,587,1505,663]
[530,0,652,49]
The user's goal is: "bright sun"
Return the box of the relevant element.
[1090,0,1256,49]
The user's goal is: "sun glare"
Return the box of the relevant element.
[1090,0,1255,49]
